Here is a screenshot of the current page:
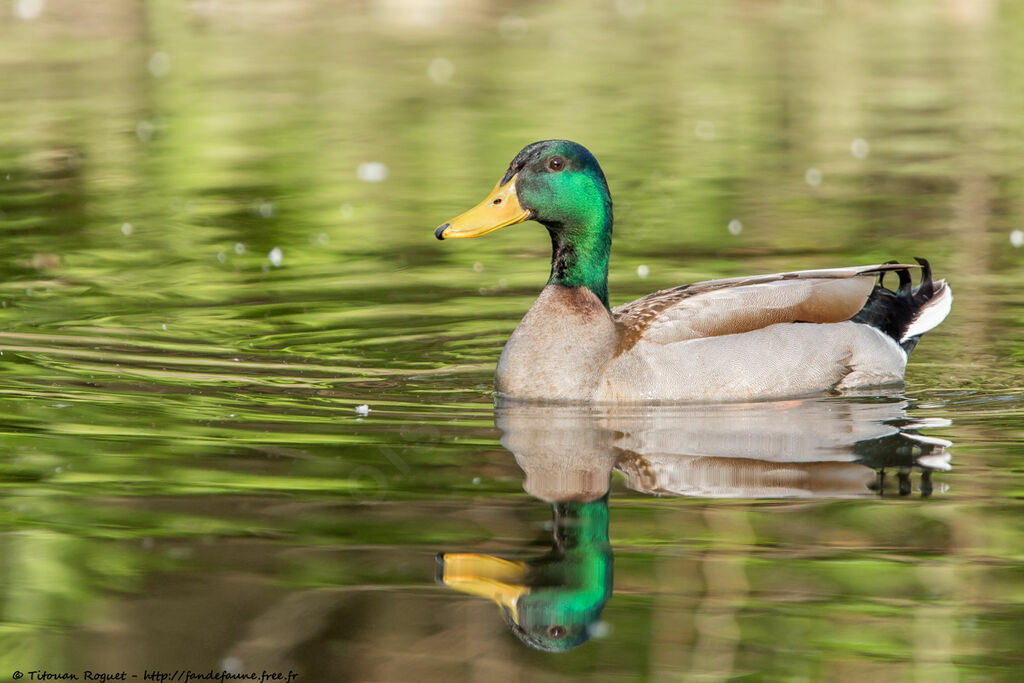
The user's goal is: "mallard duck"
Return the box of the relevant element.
[435,140,953,402]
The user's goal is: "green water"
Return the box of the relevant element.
[1,0,1023,680]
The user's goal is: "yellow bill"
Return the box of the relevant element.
[434,175,531,240]
[437,553,530,622]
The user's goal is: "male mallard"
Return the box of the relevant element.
[435,140,952,402]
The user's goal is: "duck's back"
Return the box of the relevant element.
[612,265,902,344]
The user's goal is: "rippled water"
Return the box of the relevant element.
[2,1,1023,680]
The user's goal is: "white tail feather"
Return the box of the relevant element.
[901,280,953,342]
[903,433,953,449]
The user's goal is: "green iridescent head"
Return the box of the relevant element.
[435,140,614,306]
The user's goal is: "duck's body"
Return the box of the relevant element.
[499,281,909,402]
[436,140,952,402]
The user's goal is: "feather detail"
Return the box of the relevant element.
[851,258,953,353]
[612,264,917,353]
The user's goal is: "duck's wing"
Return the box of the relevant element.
[612,263,917,346]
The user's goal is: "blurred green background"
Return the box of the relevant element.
[1,0,1023,680]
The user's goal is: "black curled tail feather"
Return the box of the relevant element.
[851,258,952,354]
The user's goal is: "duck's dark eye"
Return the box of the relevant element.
[547,625,567,639]
[493,198,502,205]
[547,157,564,171]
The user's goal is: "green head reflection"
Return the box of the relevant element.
[437,495,612,652]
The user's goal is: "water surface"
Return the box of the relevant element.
[1,1,1023,680]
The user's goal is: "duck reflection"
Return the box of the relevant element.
[438,496,611,652]
[437,394,951,651]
